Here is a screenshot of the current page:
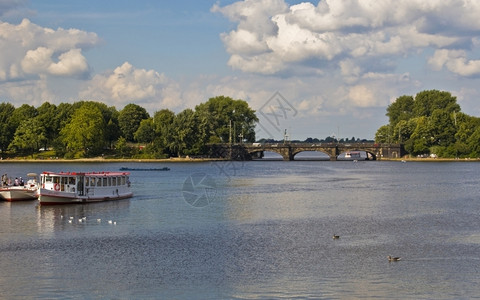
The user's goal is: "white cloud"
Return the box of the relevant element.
[348,85,377,108]
[214,0,480,77]
[428,49,480,77]
[0,18,99,81]
[79,62,184,112]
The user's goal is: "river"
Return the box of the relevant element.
[0,160,479,299]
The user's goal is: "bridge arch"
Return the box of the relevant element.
[337,150,377,160]
[291,150,331,160]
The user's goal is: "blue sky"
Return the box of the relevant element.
[2,0,480,141]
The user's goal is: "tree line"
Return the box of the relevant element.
[375,89,480,158]
[0,96,258,159]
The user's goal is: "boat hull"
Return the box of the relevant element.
[0,187,38,202]
[38,189,133,205]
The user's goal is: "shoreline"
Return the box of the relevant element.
[381,157,480,162]
[1,157,479,163]
[0,157,227,163]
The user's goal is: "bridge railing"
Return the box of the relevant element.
[244,142,401,148]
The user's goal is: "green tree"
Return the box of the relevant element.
[429,109,456,147]
[386,95,414,127]
[0,102,16,152]
[36,102,57,150]
[375,89,480,157]
[408,117,431,154]
[153,109,176,156]
[106,118,120,149]
[60,102,106,157]
[195,96,258,144]
[52,102,75,154]
[9,118,47,157]
[118,103,150,142]
[374,125,392,143]
[115,136,131,158]
[134,118,155,144]
[9,104,38,130]
[172,108,197,156]
[413,90,460,118]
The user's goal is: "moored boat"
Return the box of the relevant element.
[38,171,133,205]
[0,173,39,202]
[119,167,170,171]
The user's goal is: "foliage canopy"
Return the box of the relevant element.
[376,89,479,158]
[0,96,258,159]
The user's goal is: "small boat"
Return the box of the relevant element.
[119,167,170,171]
[0,173,39,201]
[38,171,133,205]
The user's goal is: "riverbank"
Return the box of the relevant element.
[382,157,480,162]
[1,157,479,163]
[0,157,227,163]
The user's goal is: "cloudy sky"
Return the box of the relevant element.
[1,0,480,141]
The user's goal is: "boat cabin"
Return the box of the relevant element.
[40,171,131,197]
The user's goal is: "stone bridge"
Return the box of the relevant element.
[209,143,406,161]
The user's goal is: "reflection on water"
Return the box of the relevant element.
[1,161,480,299]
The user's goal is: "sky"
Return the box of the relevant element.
[2,0,480,141]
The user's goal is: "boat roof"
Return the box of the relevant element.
[41,171,130,176]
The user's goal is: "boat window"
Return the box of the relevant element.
[53,177,60,184]
[108,177,111,186]
[90,177,96,187]
[112,177,116,186]
[69,177,76,185]
[121,176,125,185]
[86,177,90,186]
[62,177,68,185]
[103,177,107,186]
[45,176,53,183]
[97,177,102,187]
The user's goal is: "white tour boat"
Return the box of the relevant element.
[0,173,39,202]
[38,171,133,205]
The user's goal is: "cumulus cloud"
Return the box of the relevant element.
[214,0,480,77]
[0,18,99,81]
[428,49,480,77]
[79,62,184,112]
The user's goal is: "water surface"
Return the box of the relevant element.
[0,161,479,299]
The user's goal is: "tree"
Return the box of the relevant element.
[386,95,414,127]
[105,118,120,149]
[0,102,16,152]
[195,96,258,144]
[9,118,46,157]
[172,109,197,156]
[115,136,131,158]
[9,104,38,129]
[60,102,106,157]
[52,102,75,154]
[413,90,460,118]
[134,118,155,144]
[153,109,176,155]
[375,89,479,157]
[374,125,392,143]
[118,103,150,142]
[36,102,57,150]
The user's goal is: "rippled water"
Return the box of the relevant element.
[1,160,480,299]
